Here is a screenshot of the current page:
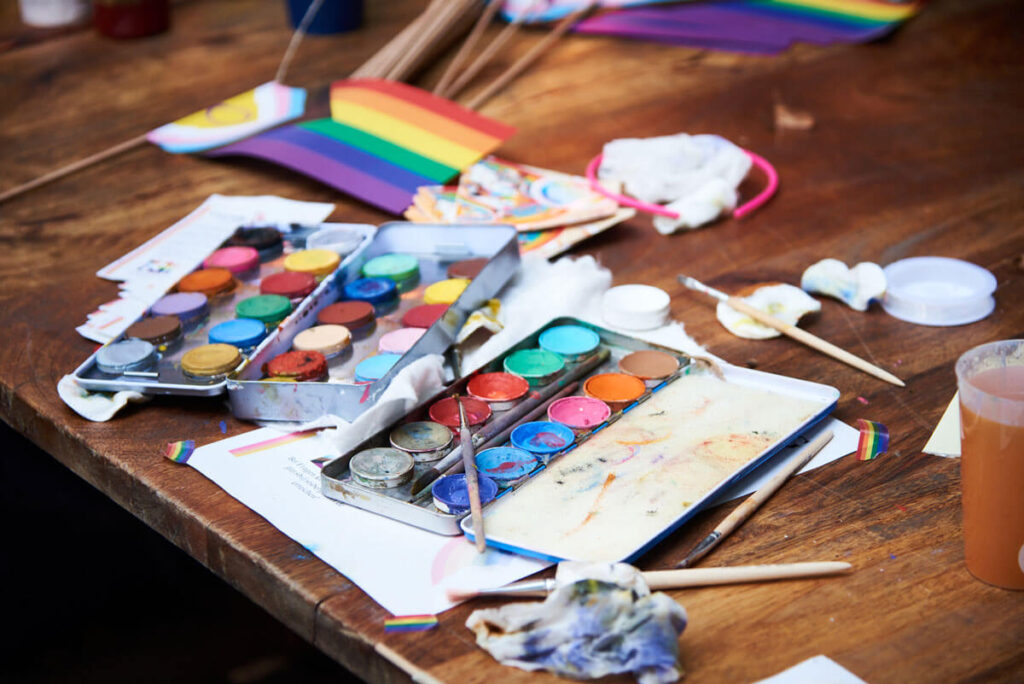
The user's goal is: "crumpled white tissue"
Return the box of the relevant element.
[599,133,751,234]
[57,374,150,422]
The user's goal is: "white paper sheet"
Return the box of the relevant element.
[923,392,960,458]
[755,655,868,684]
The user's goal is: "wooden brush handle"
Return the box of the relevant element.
[645,561,852,589]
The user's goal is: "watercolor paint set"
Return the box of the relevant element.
[72,222,376,397]
[227,222,520,422]
[321,317,839,561]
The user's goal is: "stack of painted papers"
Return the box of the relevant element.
[406,157,634,259]
[208,79,516,214]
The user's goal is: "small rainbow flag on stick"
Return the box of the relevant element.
[208,79,515,214]
[384,614,439,633]
[165,440,196,464]
[855,419,889,461]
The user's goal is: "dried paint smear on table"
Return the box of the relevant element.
[482,373,823,561]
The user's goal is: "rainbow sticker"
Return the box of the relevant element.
[855,419,889,461]
[165,440,196,464]
[384,614,438,632]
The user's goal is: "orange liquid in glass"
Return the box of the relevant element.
[960,365,1024,589]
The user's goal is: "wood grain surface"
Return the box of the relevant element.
[2,0,1023,682]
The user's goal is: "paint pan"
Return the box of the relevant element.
[266,350,328,381]
[181,343,242,380]
[350,447,415,489]
[538,324,601,362]
[503,348,565,387]
[402,303,449,329]
[283,248,341,281]
[95,339,158,375]
[475,446,540,488]
[362,253,420,293]
[618,350,681,386]
[423,278,469,305]
[510,421,575,458]
[378,327,425,354]
[293,325,352,363]
[317,300,375,339]
[389,421,453,462]
[547,396,611,432]
[447,257,488,280]
[354,353,401,382]
[236,294,292,329]
[203,246,260,279]
[124,315,182,353]
[467,372,530,411]
[225,226,284,262]
[428,396,492,432]
[209,318,267,354]
[344,277,399,314]
[431,473,498,514]
[260,271,316,302]
[151,292,209,333]
[177,268,236,298]
[584,372,647,412]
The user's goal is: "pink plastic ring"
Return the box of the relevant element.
[585,149,779,221]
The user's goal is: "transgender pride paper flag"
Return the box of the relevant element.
[207,79,516,215]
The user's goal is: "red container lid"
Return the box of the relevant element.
[265,350,328,381]
[402,303,449,329]
[318,301,375,329]
[261,271,317,299]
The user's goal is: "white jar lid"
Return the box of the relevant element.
[882,257,996,326]
[601,284,671,330]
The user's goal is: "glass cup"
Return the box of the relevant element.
[955,339,1024,589]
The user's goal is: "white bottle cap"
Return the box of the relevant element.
[601,284,671,330]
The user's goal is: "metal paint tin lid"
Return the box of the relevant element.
[283,248,341,279]
[181,343,242,378]
[475,446,539,486]
[95,339,158,374]
[618,350,680,381]
[362,253,420,287]
[538,324,601,360]
[466,372,530,411]
[510,421,575,455]
[431,473,499,514]
[547,396,611,430]
[389,421,453,462]
[428,396,492,430]
[349,447,415,489]
[401,303,449,328]
[423,278,469,305]
[151,292,209,321]
[203,246,260,275]
[601,284,671,331]
[124,315,181,347]
[235,294,292,325]
[318,300,375,329]
[882,256,997,326]
[378,327,425,354]
[177,268,236,297]
[265,350,328,381]
[260,271,317,300]
[447,257,488,280]
[343,277,398,305]
[354,353,401,382]
[503,348,565,387]
[209,318,267,350]
[292,324,351,358]
[584,373,646,409]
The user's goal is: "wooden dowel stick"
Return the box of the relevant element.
[676,430,834,568]
[440,3,534,100]
[434,0,503,96]
[351,0,445,78]
[386,0,470,82]
[644,561,852,589]
[678,276,905,387]
[274,0,325,84]
[0,133,149,204]
[464,2,594,111]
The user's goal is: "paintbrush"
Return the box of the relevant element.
[677,275,905,387]
[447,561,853,601]
[676,430,834,569]
[409,347,610,495]
[456,394,487,553]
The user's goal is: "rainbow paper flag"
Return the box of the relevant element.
[384,614,438,633]
[208,79,515,214]
[165,440,196,464]
[855,419,889,461]
[148,82,307,154]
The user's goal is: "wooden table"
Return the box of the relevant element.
[2,1,1022,681]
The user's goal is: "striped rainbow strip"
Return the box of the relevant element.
[208,79,515,214]
[165,440,196,464]
[229,430,317,457]
[855,419,889,461]
[384,614,439,633]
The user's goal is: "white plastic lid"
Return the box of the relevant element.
[602,284,671,330]
[305,225,372,256]
[882,257,996,326]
